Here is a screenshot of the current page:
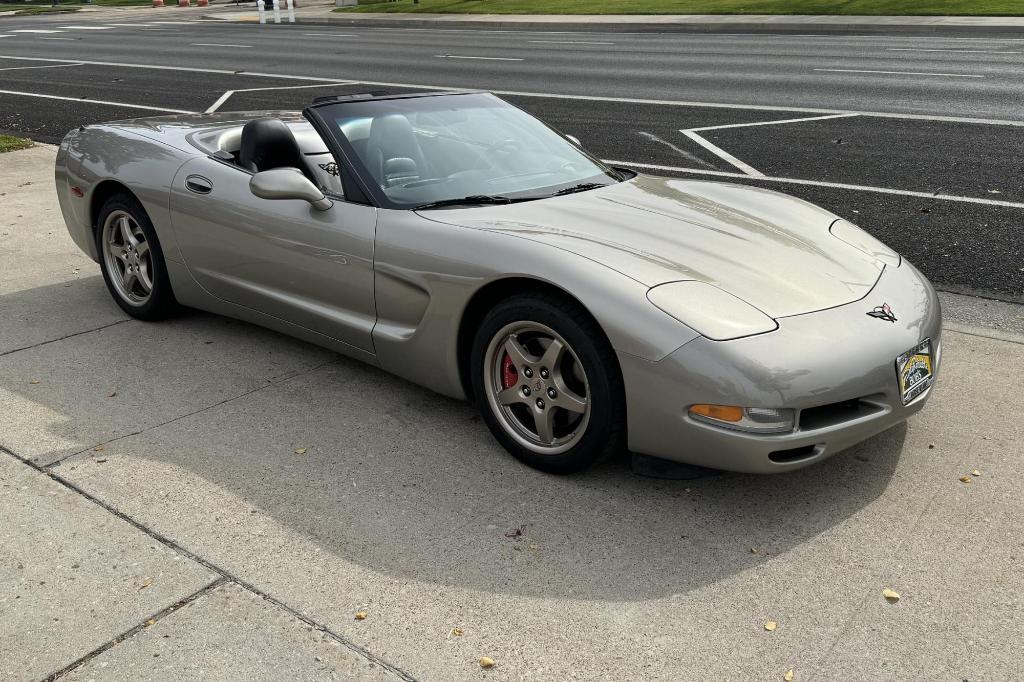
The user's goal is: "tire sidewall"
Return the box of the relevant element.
[95,193,175,320]
[471,296,623,474]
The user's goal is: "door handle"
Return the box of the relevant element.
[185,175,213,195]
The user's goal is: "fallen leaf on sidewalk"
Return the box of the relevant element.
[882,588,900,603]
[29,380,40,385]
[959,475,972,484]
[971,469,981,477]
[139,577,154,591]
[354,611,367,620]
[93,446,104,452]
[479,656,495,669]
[449,627,464,638]
[145,619,156,626]
[784,670,795,681]
[294,448,307,455]
[107,390,117,398]
[764,621,777,632]
[93,456,108,464]
[504,526,524,540]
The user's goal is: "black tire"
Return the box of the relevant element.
[470,292,626,474]
[95,192,178,321]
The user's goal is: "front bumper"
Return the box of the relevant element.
[620,261,941,473]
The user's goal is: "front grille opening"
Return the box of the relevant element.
[769,445,819,463]
[799,396,885,431]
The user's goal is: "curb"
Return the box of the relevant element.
[248,14,1024,35]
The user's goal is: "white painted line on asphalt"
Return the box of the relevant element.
[603,159,1024,210]
[0,62,82,72]
[57,25,115,30]
[140,29,178,32]
[887,48,1021,55]
[302,33,358,37]
[814,68,985,79]
[0,89,193,114]
[10,29,64,34]
[681,130,764,177]
[687,113,858,133]
[434,54,524,61]
[528,40,615,45]
[1,54,1021,127]
[191,43,253,48]
[205,81,355,113]
[205,91,234,114]
[0,35,15,39]
[38,37,78,41]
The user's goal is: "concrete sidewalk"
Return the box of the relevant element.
[2,144,1024,680]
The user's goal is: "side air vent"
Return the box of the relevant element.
[798,396,885,431]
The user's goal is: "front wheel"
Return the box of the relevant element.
[96,192,177,320]
[470,293,626,474]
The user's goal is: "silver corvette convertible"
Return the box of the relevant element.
[55,91,940,474]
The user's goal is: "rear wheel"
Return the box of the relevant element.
[471,293,625,474]
[96,193,177,320]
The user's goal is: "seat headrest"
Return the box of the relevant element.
[238,118,308,178]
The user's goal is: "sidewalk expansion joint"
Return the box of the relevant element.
[0,319,130,359]
[46,357,342,469]
[44,577,229,681]
[1,444,417,681]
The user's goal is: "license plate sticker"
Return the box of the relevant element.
[897,339,933,405]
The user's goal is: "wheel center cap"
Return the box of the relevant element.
[533,379,543,392]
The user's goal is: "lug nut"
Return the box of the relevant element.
[547,388,557,399]
[540,368,549,379]
[523,367,533,378]
[536,398,545,409]
[522,386,531,396]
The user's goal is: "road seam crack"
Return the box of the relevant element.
[43,577,229,681]
[1,443,416,681]
[0,319,130,358]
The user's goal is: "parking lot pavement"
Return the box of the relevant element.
[2,145,1023,679]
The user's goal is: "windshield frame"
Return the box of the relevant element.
[304,91,624,211]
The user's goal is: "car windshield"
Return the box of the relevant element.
[312,92,622,209]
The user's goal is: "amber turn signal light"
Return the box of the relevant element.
[689,404,744,422]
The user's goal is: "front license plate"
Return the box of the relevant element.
[896,338,933,405]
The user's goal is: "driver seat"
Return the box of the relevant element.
[238,118,317,184]
[365,114,428,187]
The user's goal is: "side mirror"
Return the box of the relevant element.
[250,168,332,211]
[565,134,581,147]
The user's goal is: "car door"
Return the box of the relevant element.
[169,155,377,354]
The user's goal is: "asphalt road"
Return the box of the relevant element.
[1,14,1022,301]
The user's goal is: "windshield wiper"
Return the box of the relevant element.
[552,182,610,197]
[413,195,514,210]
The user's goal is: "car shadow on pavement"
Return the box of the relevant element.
[2,276,906,602]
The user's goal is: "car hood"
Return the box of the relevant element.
[421,175,888,319]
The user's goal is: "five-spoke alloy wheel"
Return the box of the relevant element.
[96,193,177,320]
[471,293,625,473]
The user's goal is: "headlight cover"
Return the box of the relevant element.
[829,219,900,267]
[689,404,795,434]
[647,281,777,341]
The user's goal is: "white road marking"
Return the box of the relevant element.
[10,29,65,34]
[302,33,358,37]
[434,54,524,61]
[0,35,15,39]
[681,130,764,177]
[528,40,615,45]
[603,159,1024,210]
[887,48,1021,54]
[57,25,115,30]
[191,43,253,48]
[0,89,193,113]
[1,54,1021,127]
[0,62,82,71]
[636,131,716,169]
[38,37,78,41]
[686,113,858,133]
[140,29,177,32]
[205,81,355,113]
[814,68,985,78]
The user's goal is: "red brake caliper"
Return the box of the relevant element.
[501,352,519,390]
